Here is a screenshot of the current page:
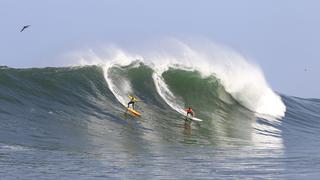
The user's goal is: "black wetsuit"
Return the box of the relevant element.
[127,97,137,109]
[128,101,135,109]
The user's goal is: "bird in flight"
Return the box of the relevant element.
[20,25,31,32]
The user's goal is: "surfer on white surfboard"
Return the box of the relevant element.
[185,107,195,117]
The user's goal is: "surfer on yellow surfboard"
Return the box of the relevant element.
[126,95,141,116]
[127,95,138,110]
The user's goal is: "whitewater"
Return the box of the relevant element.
[0,41,319,179]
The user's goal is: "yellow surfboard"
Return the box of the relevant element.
[127,107,141,116]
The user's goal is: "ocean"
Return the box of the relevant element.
[0,60,319,179]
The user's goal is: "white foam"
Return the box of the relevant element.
[0,143,27,151]
[69,46,142,106]
[152,72,186,116]
[103,65,133,106]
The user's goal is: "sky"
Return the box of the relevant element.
[0,0,319,98]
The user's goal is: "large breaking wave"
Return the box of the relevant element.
[74,40,286,118]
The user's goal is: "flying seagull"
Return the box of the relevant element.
[20,25,31,32]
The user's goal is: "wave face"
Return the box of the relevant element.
[1,64,319,179]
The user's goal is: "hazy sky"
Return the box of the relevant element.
[0,0,319,98]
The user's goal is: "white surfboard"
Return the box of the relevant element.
[185,116,203,122]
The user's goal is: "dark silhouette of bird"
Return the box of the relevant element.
[20,25,31,32]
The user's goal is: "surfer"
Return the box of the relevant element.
[127,96,138,110]
[186,107,195,117]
